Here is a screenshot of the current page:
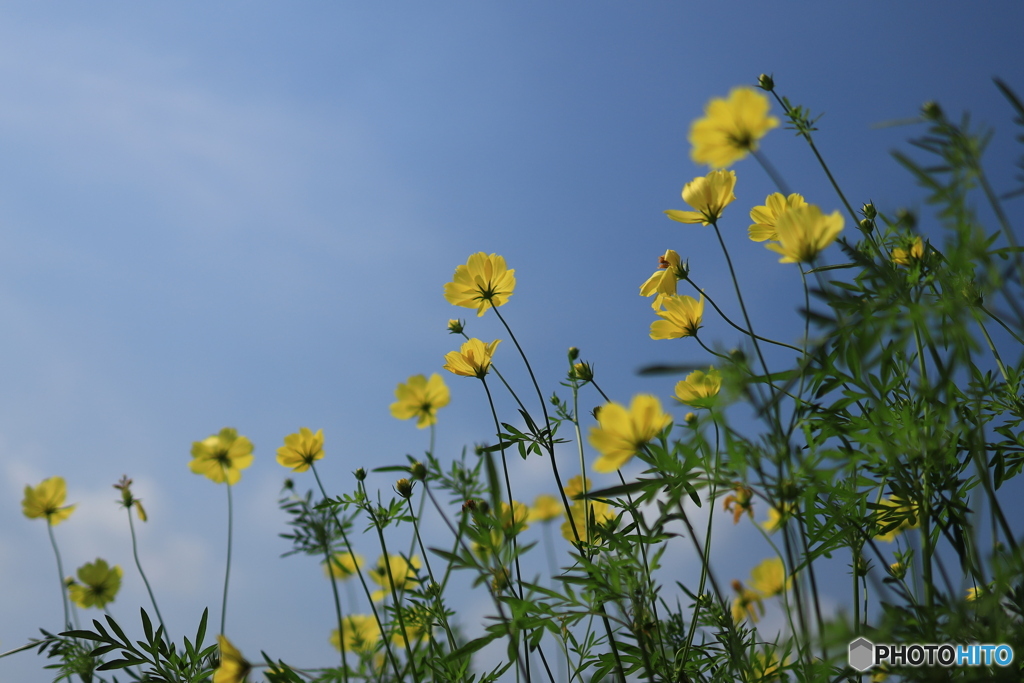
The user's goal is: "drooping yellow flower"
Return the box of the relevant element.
[443,338,501,378]
[749,192,807,242]
[590,395,672,472]
[673,367,722,409]
[723,485,754,525]
[368,554,420,601]
[748,557,791,597]
[689,87,779,169]
[665,170,737,226]
[22,476,76,525]
[214,635,251,683]
[764,205,844,264]
[639,250,689,308]
[874,496,920,542]
[892,236,925,266]
[389,374,450,428]
[528,494,561,523]
[275,427,324,473]
[443,252,516,317]
[323,551,363,580]
[189,428,254,485]
[68,559,123,609]
[650,294,705,340]
[730,579,764,623]
[330,615,382,654]
[113,476,148,522]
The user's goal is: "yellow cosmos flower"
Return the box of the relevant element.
[564,475,590,500]
[443,252,516,317]
[447,318,465,334]
[330,615,381,654]
[389,374,450,428]
[22,476,76,525]
[323,551,363,580]
[443,338,500,378]
[276,427,324,473]
[561,498,616,546]
[689,87,779,168]
[892,236,925,266]
[966,586,982,602]
[650,294,705,340]
[68,559,123,609]
[761,503,795,533]
[874,496,919,542]
[723,485,754,525]
[213,635,251,683]
[368,554,420,601]
[392,623,431,648]
[730,579,764,624]
[497,501,529,533]
[764,205,844,264]
[639,249,689,308]
[749,192,807,242]
[665,170,737,226]
[674,367,722,409]
[589,394,672,472]
[528,494,561,523]
[189,428,254,485]
[748,557,791,597]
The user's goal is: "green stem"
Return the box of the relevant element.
[46,523,71,630]
[220,483,234,635]
[127,509,166,634]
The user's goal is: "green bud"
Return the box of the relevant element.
[410,461,427,481]
[684,412,697,425]
[757,74,775,91]
[859,218,874,234]
[568,346,580,361]
[395,478,414,499]
[921,101,943,120]
[861,202,877,220]
[573,362,594,383]
[354,468,367,481]
[447,318,465,334]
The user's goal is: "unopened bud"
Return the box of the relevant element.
[757,74,774,92]
[410,461,427,481]
[568,347,580,361]
[395,478,414,498]
[859,218,874,234]
[447,319,465,334]
[354,468,367,481]
[573,362,594,383]
[861,202,877,220]
[685,412,697,425]
[921,101,943,120]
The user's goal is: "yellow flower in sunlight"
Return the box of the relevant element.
[673,367,722,409]
[561,499,616,546]
[690,87,779,168]
[731,579,764,624]
[275,427,324,473]
[761,503,795,533]
[888,561,907,580]
[639,249,689,308]
[564,475,591,500]
[749,192,807,242]
[323,551,363,580]
[330,615,381,654]
[966,586,982,602]
[749,651,783,683]
[368,554,421,601]
[443,252,516,317]
[214,635,251,683]
[589,395,672,473]
[764,204,844,264]
[723,485,754,525]
[447,318,465,334]
[528,494,562,523]
[650,294,705,340]
[189,428,254,485]
[665,170,737,226]
[892,236,925,266]
[749,557,791,597]
[68,559,122,609]
[22,476,76,525]
[874,496,920,543]
[443,338,501,378]
[389,374,451,428]
[497,501,530,533]
[391,621,431,648]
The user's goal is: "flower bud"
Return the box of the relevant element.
[354,468,367,481]
[447,319,465,334]
[684,412,697,425]
[462,499,478,513]
[573,362,594,383]
[568,347,580,361]
[859,218,874,234]
[476,500,491,515]
[757,74,775,92]
[895,208,916,229]
[854,555,869,577]
[921,101,943,120]
[395,478,414,499]
[861,202,877,220]
[410,461,427,481]
[887,561,907,580]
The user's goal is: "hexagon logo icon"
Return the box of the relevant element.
[848,637,875,672]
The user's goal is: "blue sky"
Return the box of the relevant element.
[2,3,1024,681]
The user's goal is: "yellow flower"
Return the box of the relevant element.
[323,552,363,580]
[749,651,783,683]
[761,503,795,533]
[749,193,807,242]
[22,476,76,525]
[892,236,925,266]
[389,374,450,428]
[966,586,982,602]
[275,427,324,473]
[888,561,907,580]
[764,205,844,264]
[650,294,705,340]
[368,554,420,601]
[589,395,672,472]
[214,635,251,683]
[68,559,122,609]
[639,249,688,308]
[723,485,754,525]
[330,615,381,654]
[665,170,737,226]
[443,338,501,378]
[874,496,920,542]
[447,318,465,334]
[497,501,529,533]
[674,367,722,409]
[561,498,615,546]
[443,252,516,317]
[189,428,254,485]
[528,494,561,523]
[689,87,779,169]
[391,621,431,648]
[748,557,790,597]
[730,579,764,623]
[564,475,591,500]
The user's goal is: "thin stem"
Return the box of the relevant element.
[220,483,234,635]
[46,523,71,629]
[686,278,803,353]
[127,509,166,633]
